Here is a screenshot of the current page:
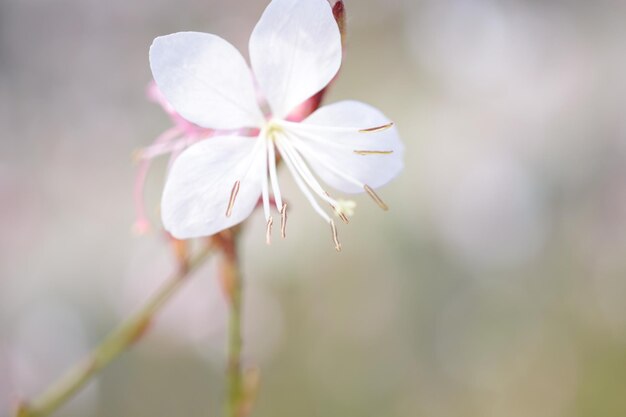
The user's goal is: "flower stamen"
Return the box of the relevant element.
[267,134,284,211]
[335,208,350,224]
[275,138,332,223]
[280,202,288,238]
[353,150,394,155]
[266,216,274,245]
[330,220,342,252]
[364,185,389,211]
[279,132,341,209]
[260,137,271,221]
[288,137,363,189]
[279,120,395,135]
[325,192,350,224]
[358,122,394,133]
[225,180,241,217]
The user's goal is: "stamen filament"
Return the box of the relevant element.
[260,137,271,221]
[288,137,363,189]
[289,137,391,212]
[279,120,394,135]
[275,139,332,223]
[280,132,340,208]
[267,140,284,211]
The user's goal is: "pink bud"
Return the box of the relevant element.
[332,0,346,45]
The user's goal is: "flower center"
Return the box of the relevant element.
[259,121,361,251]
[264,120,284,142]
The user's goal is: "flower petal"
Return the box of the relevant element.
[249,0,342,119]
[286,100,404,193]
[161,136,264,239]
[150,32,264,130]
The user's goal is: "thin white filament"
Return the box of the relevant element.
[275,137,332,223]
[260,134,271,221]
[266,137,284,211]
[279,132,340,208]
[279,119,388,135]
[288,134,365,189]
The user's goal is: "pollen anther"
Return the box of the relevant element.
[266,216,274,245]
[364,185,389,211]
[358,122,394,134]
[330,220,342,252]
[226,180,241,217]
[329,201,350,224]
[280,203,288,238]
[353,150,394,156]
[337,211,350,224]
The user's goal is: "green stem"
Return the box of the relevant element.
[222,236,244,417]
[16,245,214,417]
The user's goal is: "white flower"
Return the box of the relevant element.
[149,0,404,250]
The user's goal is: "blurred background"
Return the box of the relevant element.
[1,0,626,416]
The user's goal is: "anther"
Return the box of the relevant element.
[280,203,287,238]
[364,185,389,211]
[330,202,350,224]
[266,216,274,245]
[324,191,350,224]
[358,122,394,134]
[337,211,350,224]
[226,180,241,217]
[330,220,342,252]
[353,150,394,156]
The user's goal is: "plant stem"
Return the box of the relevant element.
[15,244,214,417]
[220,233,245,417]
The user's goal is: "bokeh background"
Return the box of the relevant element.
[1,0,626,416]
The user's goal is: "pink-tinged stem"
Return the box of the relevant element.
[216,231,246,417]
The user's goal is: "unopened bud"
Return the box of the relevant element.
[332,1,346,47]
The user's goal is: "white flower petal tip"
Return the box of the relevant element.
[161,136,264,239]
[149,32,264,130]
[250,0,342,118]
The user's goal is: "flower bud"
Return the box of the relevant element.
[332,0,346,47]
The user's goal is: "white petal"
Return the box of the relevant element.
[150,32,264,130]
[249,0,342,119]
[287,100,404,193]
[161,136,264,239]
